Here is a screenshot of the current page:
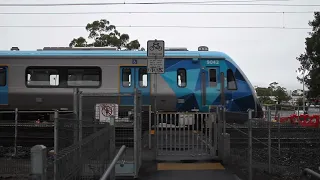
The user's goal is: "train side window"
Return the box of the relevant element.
[26,68,59,86]
[227,69,237,90]
[209,69,217,87]
[177,68,187,87]
[0,68,6,86]
[67,67,101,87]
[139,68,148,87]
[122,68,131,87]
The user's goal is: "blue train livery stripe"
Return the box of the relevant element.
[0,66,8,105]
[160,58,256,112]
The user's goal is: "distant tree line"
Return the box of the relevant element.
[69,19,144,51]
[255,82,291,105]
[296,12,320,102]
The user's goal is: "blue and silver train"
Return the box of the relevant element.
[0,46,263,121]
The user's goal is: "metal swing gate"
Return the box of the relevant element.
[155,112,218,161]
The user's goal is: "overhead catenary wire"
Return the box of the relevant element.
[0,11,317,15]
[0,25,310,29]
[0,0,285,7]
[0,1,318,7]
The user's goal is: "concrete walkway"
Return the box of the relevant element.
[135,161,241,180]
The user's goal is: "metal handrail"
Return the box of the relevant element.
[301,168,320,180]
[100,145,126,180]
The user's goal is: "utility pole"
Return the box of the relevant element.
[302,70,306,113]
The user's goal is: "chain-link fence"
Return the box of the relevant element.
[0,146,31,179]
[77,89,143,178]
[226,108,320,180]
[47,120,115,180]
[0,109,64,179]
[263,104,320,118]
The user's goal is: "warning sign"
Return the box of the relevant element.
[95,103,118,123]
[101,105,113,117]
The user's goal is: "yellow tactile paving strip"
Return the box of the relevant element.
[157,163,225,171]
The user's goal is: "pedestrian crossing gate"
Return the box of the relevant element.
[154,112,218,161]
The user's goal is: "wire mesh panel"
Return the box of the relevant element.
[51,123,113,180]
[226,109,320,180]
[57,113,79,151]
[0,110,55,179]
[79,89,143,178]
[0,147,31,179]
[155,112,216,161]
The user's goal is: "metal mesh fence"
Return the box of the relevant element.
[154,112,216,161]
[227,109,320,180]
[0,146,31,179]
[0,110,56,150]
[0,110,58,179]
[77,90,143,178]
[47,122,114,180]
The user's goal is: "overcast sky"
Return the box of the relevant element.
[0,0,319,90]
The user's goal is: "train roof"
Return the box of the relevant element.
[0,50,232,60]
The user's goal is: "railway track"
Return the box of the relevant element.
[1,124,319,148]
[230,137,320,148]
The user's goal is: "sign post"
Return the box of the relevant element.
[147,40,165,74]
[147,39,165,150]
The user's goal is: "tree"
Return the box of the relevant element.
[268,82,291,104]
[297,12,320,99]
[296,97,304,106]
[255,87,273,97]
[292,89,303,96]
[255,86,274,104]
[69,19,142,50]
[255,82,291,104]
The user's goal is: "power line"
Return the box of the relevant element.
[0,11,316,15]
[0,0,283,6]
[1,1,318,7]
[0,25,310,29]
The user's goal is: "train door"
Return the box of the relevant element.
[201,63,221,107]
[0,66,8,105]
[119,66,150,106]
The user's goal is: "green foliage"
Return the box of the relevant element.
[297,12,320,99]
[255,87,272,96]
[296,97,304,106]
[292,89,303,96]
[69,19,142,50]
[258,96,274,104]
[255,82,291,104]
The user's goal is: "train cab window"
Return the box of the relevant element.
[122,68,131,87]
[209,69,217,87]
[227,69,237,90]
[177,68,187,87]
[26,68,59,86]
[139,68,148,87]
[67,67,101,87]
[0,68,6,86]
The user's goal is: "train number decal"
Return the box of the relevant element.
[206,60,219,65]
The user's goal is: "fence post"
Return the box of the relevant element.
[14,108,18,156]
[133,88,139,178]
[109,116,116,180]
[216,107,221,145]
[248,109,253,180]
[149,105,152,150]
[277,112,281,156]
[54,110,59,180]
[78,91,83,143]
[31,145,47,180]
[73,88,79,144]
[267,107,271,174]
[78,91,83,177]
[223,107,226,135]
[213,112,218,157]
